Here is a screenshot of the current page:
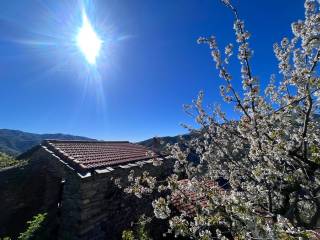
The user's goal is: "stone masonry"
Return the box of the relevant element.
[12,140,173,240]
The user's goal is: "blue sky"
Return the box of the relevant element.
[0,0,304,141]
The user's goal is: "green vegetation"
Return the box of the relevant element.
[122,230,135,240]
[0,152,24,169]
[0,213,47,240]
[122,215,152,240]
[18,213,47,240]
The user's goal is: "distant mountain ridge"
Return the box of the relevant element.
[0,129,93,155]
[0,128,184,156]
[139,134,191,151]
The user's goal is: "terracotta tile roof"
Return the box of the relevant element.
[171,179,222,215]
[42,140,156,171]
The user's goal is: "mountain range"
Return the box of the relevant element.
[0,129,183,156]
[0,129,93,156]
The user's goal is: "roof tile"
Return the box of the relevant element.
[43,140,156,171]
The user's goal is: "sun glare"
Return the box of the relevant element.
[76,10,102,65]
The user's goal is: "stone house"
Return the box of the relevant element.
[13,140,173,240]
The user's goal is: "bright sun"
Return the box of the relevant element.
[76,11,102,65]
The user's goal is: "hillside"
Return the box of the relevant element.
[0,129,93,156]
[139,134,193,152]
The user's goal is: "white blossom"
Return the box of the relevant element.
[119,1,320,239]
[152,197,171,219]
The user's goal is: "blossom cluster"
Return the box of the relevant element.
[119,0,320,239]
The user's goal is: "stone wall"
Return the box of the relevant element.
[69,161,173,240]
[0,147,65,239]
[0,146,174,240]
[54,157,173,240]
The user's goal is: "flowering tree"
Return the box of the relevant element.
[120,0,320,239]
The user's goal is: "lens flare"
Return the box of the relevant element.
[76,10,102,64]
